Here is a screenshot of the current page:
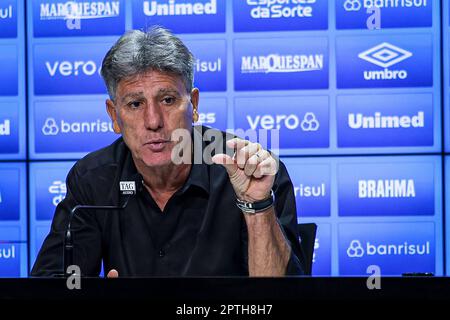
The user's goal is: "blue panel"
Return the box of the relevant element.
[312,223,331,276]
[234,37,329,91]
[0,45,18,96]
[234,96,329,150]
[336,0,432,29]
[0,243,27,278]
[194,98,227,131]
[338,161,436,216]
[337,94,434,148]
[33,42,112,95]
[184,39,227,92]
[0,0,17,38]
[233,0,328,32]
[336,34,433,88]
[30,99,119,159]
[339,222,435,275]
[132,0,225,33]
[32,0,125,37]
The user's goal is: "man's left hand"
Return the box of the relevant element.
[212,138,278,202]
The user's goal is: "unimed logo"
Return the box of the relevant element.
[143,0,217,16]
[133,0,225,33]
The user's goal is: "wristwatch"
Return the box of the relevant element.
[236,190,274,214]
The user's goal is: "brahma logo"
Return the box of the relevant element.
[347,239,431,258]
[359,43,412,80]
[358,179,416,198]
[241,54,324,74]
[143,0,217,16]
[42,118,114,135]
[39,1,120,20]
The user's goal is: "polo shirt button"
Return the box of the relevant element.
[159,249,165,257]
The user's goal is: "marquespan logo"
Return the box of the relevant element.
[358,42,412,80]
[347,239,431,257]
[343,0,428,11]
[39,1,120,20]
[241,54,324,74]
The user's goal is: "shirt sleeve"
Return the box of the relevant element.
[272,160,305,276]
[30,165,102,277]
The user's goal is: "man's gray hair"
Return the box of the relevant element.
[101,26,195,101]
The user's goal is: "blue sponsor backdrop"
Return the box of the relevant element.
[336,34,433,88]
[32,0,125,37]
[339,222,436,275]
[1,0,448,277]
[132,0,226,34]
[233,0,328,32]
[336,0,432,29]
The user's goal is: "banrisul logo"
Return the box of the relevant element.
[234,37,328,90]
[132,0,225,33]
[33,1,125,37]
[336,0,431,29]
[0,0,17,38]
[233,0,327,32]
[336,94,434,147]
[34,43,110,95]
[358,43,412,81]
[33,100,118,156]
[337,159,436,216]
[336,35,432,88]
[339,223,435,275]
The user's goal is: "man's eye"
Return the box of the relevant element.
[127,101,142,109]
[162,97,175,105]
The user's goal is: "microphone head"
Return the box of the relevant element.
[119,181,136,196]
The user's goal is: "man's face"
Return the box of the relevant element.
[106,69,199,168]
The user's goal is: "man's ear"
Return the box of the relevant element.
[106,99,121,134]
[190,88,199,122]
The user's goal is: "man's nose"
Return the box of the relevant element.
[143,102,163,130]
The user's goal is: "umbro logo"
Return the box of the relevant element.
[358,42,412,68]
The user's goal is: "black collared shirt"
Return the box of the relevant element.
[31,126,304,276]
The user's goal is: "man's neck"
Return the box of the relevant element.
[136,161,192,194]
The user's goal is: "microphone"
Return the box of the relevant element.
[63,177,141,277]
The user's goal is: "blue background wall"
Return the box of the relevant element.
[0,0,448,277]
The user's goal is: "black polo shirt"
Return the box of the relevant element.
[31,126,304,277]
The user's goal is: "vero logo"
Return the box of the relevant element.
[358,42,412,68]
